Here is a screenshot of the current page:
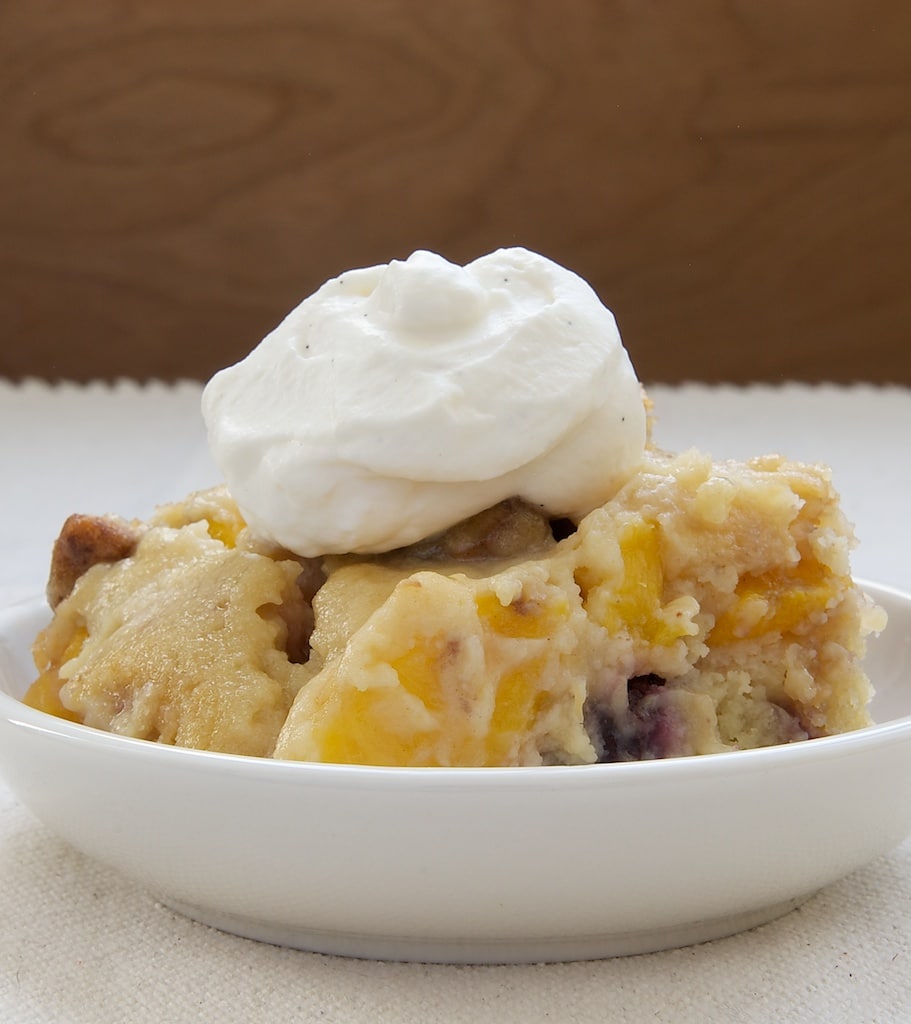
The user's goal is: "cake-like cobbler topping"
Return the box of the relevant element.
[27,450,886,766]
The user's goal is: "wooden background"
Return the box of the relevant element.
[1,1,909,385]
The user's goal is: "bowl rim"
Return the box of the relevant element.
[1,579,909,791]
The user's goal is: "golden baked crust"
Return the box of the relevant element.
[27,450,885,765]
[46,513,141,609]
[29,488,316,756]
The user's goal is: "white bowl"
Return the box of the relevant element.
[1,581,910,964]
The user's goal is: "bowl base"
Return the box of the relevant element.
[159,893,813,964]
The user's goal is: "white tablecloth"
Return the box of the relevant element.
[1,380,910,1022]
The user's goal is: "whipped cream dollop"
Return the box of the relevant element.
[202,247,646,556]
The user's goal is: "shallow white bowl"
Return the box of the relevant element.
[1,582,910,964]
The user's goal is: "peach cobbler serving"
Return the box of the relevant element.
[25,249,886,766]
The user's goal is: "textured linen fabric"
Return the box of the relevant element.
[0,797,909,1024]
[1,382,910,1022]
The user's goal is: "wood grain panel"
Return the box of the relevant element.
[1,1,909,384]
